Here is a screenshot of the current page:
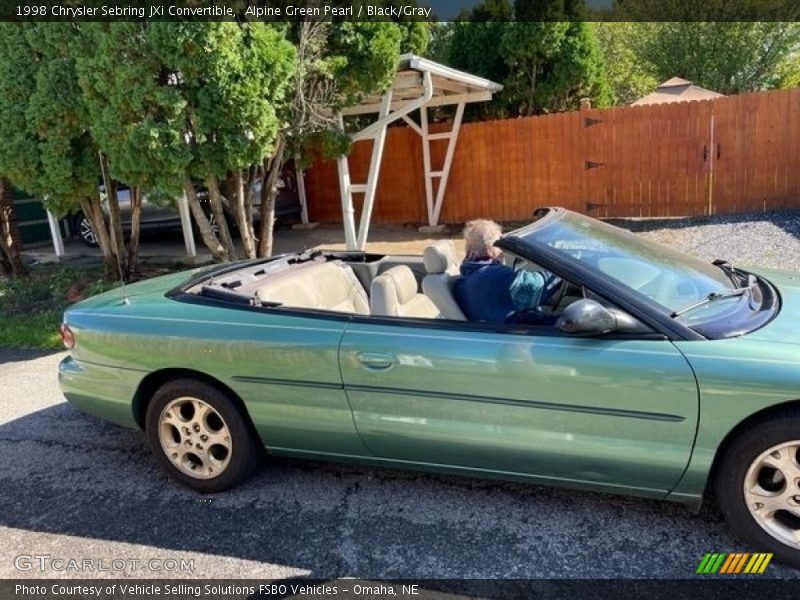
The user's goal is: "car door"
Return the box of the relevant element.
[338,319,698,494]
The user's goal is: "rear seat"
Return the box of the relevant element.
[254,260,370,315]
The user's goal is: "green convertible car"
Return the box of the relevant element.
[59,208,800,567]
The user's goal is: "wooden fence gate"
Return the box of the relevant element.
[304,88,800,224]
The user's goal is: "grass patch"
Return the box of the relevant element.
[0,263,182,351]
[0,311,65,350]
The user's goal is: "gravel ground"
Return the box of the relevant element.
[617,211,800,271]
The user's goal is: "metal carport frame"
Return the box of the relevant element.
[336,54,502,251]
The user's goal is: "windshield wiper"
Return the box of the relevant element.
[671,275,757,318]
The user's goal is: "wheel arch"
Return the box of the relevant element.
[132,368,258,438]
[706,398,800,496]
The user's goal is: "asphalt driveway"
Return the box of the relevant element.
[1,347,799,580]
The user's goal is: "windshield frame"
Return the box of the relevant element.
[496,208,776,340]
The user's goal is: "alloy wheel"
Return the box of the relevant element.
[744,440,800,549]
[208,213,220,236]
[79,217,98,245]
[158,396,232,479]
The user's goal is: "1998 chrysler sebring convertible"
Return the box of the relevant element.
[59,208,800,567]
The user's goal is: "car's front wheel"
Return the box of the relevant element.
[145,379,260,493]
[715,412,800,569]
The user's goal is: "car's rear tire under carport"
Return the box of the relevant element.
[715,412,800,569]
[145,378,261,493]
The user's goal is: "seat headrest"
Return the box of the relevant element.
[423,240,458,274]
[375,265,418,304]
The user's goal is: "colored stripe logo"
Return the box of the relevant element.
[696,552,772,574]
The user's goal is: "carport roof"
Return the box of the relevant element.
[340,54,503,116]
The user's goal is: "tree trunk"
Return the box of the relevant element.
[527,63,538,116]
[184,179,229,263]
[0,245,9,276]
[79,197,116,275]
[258,136,286,258]
[245,164,260,230]
[233,170,256,259]
[99,153,127,279]
[205,175,237,261]
[126,186,142,279]
[0,178,27,277]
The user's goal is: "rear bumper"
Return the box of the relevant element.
[59,356,141,429]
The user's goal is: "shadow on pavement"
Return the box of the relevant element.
[0,346,61,365]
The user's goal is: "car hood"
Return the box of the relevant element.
[744,268,800,344]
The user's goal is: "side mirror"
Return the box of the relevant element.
[557,299,616,336]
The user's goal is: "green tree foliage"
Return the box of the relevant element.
[774,51,800,89]
[445,0,612,116]
[75,23,190,201]
[0,24,97,215]
[624,22,800,95]
[75,22,295,262]
[592,22,658,105]
[446,0,513,117]
[0,23,124,275]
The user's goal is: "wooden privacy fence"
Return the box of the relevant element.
[304,87,800,224]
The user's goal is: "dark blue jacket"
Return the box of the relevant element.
[454,259,547,323]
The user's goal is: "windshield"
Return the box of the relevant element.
[515,211,732,313]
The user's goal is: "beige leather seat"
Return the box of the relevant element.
[255,261,369,314]
[370,265,441,318]
[422,241,466,321]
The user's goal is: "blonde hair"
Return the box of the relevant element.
[463,219,503,258]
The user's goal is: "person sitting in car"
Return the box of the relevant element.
[454,219,559,324]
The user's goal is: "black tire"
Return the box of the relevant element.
[145,378,261,493]
[715,412,800,569]
[75,213,99,247]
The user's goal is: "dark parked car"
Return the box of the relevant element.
[74,170,302,247]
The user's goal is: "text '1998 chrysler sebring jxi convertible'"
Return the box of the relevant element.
[58,208,800,567]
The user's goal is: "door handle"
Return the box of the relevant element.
[356,352,396,370]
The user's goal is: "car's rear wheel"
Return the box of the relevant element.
[76,214,99,247]
[145,379,260,493]
[715,413,800,568]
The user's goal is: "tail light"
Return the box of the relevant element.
[59,323,75,350]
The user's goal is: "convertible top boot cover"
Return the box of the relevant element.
[256,261,369,314]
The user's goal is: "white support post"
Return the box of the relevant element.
[295,154,309,225]
[432,101,465,226]
[419,105,435,226]
[400,114,423,137]
[356,90,392,251]
[338,74,431,250]
[46,209,64,258]
[336,113,358,250]
[176,192,197,259]
[417,101,465,227]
